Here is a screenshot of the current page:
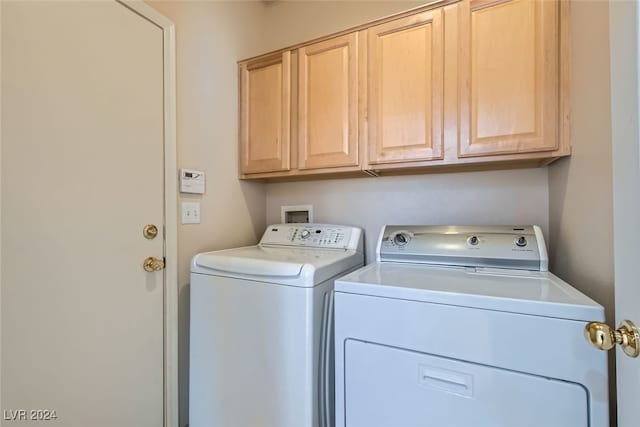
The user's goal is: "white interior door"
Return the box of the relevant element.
[609,1,640,427]
[1,2,167,426]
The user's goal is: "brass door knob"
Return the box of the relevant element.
[584,319,640,358]
[143,256,165,272]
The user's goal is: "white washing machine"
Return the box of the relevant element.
[334,225,608,427]
[190,224,363,427]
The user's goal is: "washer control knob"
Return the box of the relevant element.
[468,236,479,246]
[300,229,311,240]
[393,232,410,247]
[515,236,528,247]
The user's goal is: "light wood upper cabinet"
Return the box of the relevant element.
[458,0,559,157]
[298,33,359,170]
[367,9,444,165]
[239,52,291,174]
[237,0,569,180]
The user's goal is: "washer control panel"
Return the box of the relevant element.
[379,225,547,271]
[260,224,362,250]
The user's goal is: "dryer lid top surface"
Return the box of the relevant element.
[335,262,603,321]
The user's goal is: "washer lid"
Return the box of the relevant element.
[335,263,603,321]
[192,245,363,287]
[194,246,305,277]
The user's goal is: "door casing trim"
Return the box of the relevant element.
[116,2,178,426]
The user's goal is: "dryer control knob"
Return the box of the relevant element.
[515,236,528,247]
[393,233,410,247]
[300,230,311,239]
[468,236,479,246]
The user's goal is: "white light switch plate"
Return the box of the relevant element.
[182,202,200,224]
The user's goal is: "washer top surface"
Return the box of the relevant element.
[335,262,602,321]
[191,224,364,287]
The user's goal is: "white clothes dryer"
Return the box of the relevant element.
[334,225,608,427]
[190,224,363,427]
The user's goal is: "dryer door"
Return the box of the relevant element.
[344,340,588,427]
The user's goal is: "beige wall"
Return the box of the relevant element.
[547,0,615,422]
[549,0,614,321]
[260,1,423,52]
[146,2,268,425]
[266,170,550,263]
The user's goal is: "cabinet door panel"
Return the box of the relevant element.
[459,0,558,157]
[298,34,358,170]
[240,52,291,174]
[368,10,444,165]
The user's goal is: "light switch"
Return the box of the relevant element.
[182,202,200,224]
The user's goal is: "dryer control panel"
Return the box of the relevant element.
[260,224,363,251]
[378,225,548,271]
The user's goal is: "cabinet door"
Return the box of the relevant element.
[368,10,444,165]
[458,0,558,157]
[298,34,359,170]
[239,52,291,174]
